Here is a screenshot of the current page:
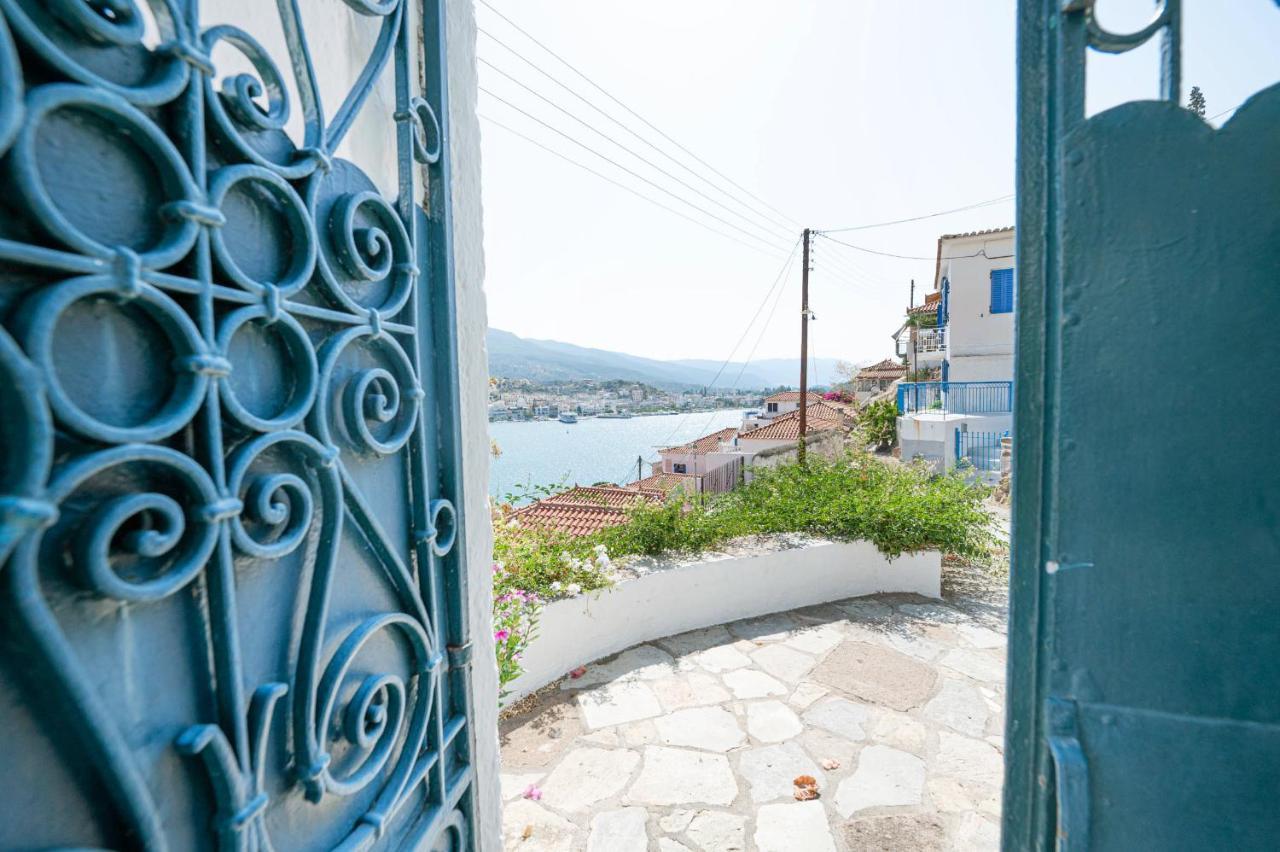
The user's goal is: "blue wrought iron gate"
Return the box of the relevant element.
[1008,1,1280,849]
[0,0,477,849]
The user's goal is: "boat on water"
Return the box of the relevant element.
[558,412,578,424]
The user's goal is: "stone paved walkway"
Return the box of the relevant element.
[499,564,1007,851]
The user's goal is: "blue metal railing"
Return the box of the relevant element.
[956,429,1009,472]
[897,381,1013,415]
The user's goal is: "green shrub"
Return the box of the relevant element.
[598,453,991,562]
[859,399,898,449]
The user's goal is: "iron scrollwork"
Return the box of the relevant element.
[0,0,473,849]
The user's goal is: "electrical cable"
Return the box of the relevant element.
[476,0,800,231]
[817,232,1014,262]
[654,237,801,451]
[820,194,1013,233]
[482,87,794,253]
[480,115,788,259]
[479,57,793,247]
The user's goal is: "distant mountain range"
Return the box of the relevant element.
[487,328,848,390]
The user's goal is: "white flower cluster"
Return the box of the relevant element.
[549,544,616,598]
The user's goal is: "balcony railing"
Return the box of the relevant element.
[897,381,1013,415]
[917,326,947,353]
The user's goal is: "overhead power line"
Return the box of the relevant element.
[476,0,800,231]
[479,57,791,247]
[655,237,801,450]
[481,87,793,253]
[819,194,1014,233]
[817,232,1014,263]
[480,114,788,259]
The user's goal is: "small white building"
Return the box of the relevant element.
[896,227,1015,475]
[741,391,824,431]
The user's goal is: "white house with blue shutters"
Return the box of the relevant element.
[897,227,1016,474]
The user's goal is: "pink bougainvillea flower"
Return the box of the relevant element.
[522,784,542,801]
[494,629,510,642]
[569,666,587,679]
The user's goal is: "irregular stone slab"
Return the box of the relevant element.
[927,775,1002,817]
[798,727,859,769]
[500,690,586,771]
[958,623,1006,650]
[738,741,825,803]
[659,809,695,833]
[693,644,753,673]
[500,771,544,802]
[746,700,803,743]
[754,801,837,852]
[502,799,578,851]
[922,677,990,738]
[935,731,1003,786]
[810,641,937,711]
[839,813,946,851]
[835,596,895,622]
[802,696,871,741]
[577,679,663,729]
[788,681,828,710]
[897,602,965,623]
[952,812,1001,850]
[658,839,694,852]
[869,709,928,755]
[686,810,746,851]
[834,745,926,817]
[654,706,746,753]
[621,719,657,746]
[538,747,640,813]
[627,746,738,806]
[656,625,734,657]
[586,807,647,852]
[567,644,676,688]
[651,670,731,711]
[751,644,817,684]
[782,623,845,655]
[727,611,797,643]
[722,668,787,699]
[938,648,1006,684]
[579,729,620,747]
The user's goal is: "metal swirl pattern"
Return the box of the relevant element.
[0,0,476,848]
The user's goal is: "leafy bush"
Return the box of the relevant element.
[599,453,991,561]
[859,399,898,449]
[492,453,992,698]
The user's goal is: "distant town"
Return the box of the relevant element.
[488,377,794,422]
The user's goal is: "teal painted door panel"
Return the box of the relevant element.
[1008,2,1280,848]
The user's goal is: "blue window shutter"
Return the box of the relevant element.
[990,268,1014,313]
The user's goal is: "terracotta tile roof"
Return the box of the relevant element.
[544,485,665,508]
[512,503,631,537]
[737,403,846,441]
[907,302,939,317]
[513,485,663,536]
[737,413,841,442]
[626,472,697,495]
[763,391,824,404]
[660,427,737,455]
[857,359,907,379]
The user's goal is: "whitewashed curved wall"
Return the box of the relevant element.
[505,540,942,703]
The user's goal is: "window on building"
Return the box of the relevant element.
[673,463,687,473]
[766,402,778,413]
[990,268,1015,314]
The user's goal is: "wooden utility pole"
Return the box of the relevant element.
[798,228,811,462]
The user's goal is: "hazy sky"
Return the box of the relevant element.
[477,1,1280,366]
